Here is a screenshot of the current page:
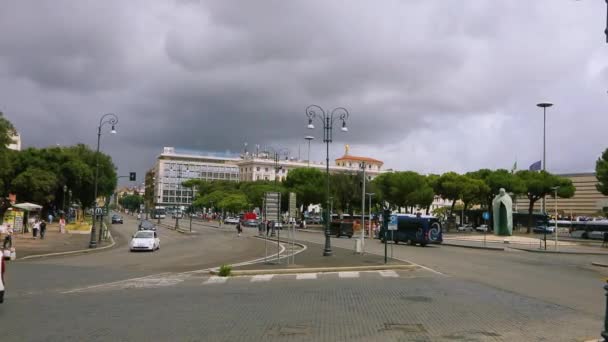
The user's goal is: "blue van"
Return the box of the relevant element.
[380,214,443,247]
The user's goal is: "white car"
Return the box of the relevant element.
[130,230,160,252]
[224,217,240,224]
[476,224,489,232]
[457,224,474,232]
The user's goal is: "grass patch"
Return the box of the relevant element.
[218,264,232,277]
[66,222,91,231]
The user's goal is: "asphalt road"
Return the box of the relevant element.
[3,219,608,341]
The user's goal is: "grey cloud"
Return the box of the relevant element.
[1,0,607,185]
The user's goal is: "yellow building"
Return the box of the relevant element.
[514,173,608,217]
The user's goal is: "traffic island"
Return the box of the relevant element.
[217,240,415,276]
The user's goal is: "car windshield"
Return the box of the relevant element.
[134,231,153,239]
[140,221,155,229]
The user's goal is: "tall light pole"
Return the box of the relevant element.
[306,105,349,256]
[359,162,366,253]
[68,189,72,222]
[62,185,67,216]
[366,192,375,238]
[552,186,560,251]
[304,136,314,167]
[537,102,553,215]
[89,113,118,248]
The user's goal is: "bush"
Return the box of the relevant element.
[218,264,232,277]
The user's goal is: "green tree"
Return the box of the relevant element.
[10,167,58,205]
[218,193,249,214]
[119,194,144,212]
[330,173,360,214]
[516,170,576,233]
[284,168,325,208]
[596,148,608,195]
[434,172,464,215]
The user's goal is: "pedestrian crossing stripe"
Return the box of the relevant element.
[295,273,317,280]
[338,271,360,278]
[379,270,399,278]
[251,274,274,282]
[204,276,228,285]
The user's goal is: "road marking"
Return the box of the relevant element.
[338,271,359,278]
[296,273,317,280]
[204,276,228,285]
[378,270,399,278]
[251,274,274,282]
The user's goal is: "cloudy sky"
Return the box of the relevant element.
[1,0,607,184]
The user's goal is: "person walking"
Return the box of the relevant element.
[48,213,54,224]
[2,224,12,249]
[0,255,5,303]
[59,216,66,234]
[33,219,40,239]
[40,220,47,239]
[236,222,242,237]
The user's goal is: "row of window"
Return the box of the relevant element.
[240,167,286,174]
[163,163,237,173]
[162,197,193,204]
[163,190,193,197]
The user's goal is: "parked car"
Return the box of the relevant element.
[224,217,240,224]
[475,224,488,232]
[533,225,554,234]
[457,224,474,232]
[130,230,160,252]
[138,220,156,231]
[243,219,259,227]
[111,215,123,224]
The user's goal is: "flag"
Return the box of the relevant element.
[529,160,541,171]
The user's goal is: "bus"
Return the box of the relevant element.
[153,206,166,219]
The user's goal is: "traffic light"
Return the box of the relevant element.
[129,172,136,181]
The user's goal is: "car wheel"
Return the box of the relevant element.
[348,234,353,238]
[394,239,399,244]
[336,234,341,238]
[409,240,416,246]
[420,242,427,247]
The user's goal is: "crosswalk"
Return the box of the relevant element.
[63,269,434,294]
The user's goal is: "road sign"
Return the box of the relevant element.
[265,192,281,220]
[388,215,398,230]
[288,192,296,218]
[482,211,490,220]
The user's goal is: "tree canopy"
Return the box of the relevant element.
[596,148,608,195]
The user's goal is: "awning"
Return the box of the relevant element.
[13,202,43,211]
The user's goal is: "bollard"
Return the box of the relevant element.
[602,280,608,340]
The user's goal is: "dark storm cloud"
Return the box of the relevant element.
[1,0,607,183]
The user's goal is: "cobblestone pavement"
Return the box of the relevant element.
[2,268,601,341]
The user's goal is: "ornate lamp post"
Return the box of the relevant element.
[306,105,349,256]
[62,185,67,215]
[89,113,118,248]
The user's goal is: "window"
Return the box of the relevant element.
[256,167,260,171]
[265,167,269,172]
[257,175,261,180]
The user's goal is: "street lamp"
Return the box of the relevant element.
[304,136,314,167]
[90,113,118,248]
[68,189,72,222]
[366,192,375,238]
[536,102,553,215]
[306,105,349,256]
[552,186,560,251]
[62,185,67,215]
[359,162,367,253]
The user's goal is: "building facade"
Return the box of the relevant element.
[8,132,20,151]
[236,145,384,182]
[153,147,240,207]
[514,172,608,217]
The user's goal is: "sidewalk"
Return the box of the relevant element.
[7,223,112,259]
[443,237,608,254]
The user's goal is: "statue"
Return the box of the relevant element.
[492,188,513,236]
[344,144,350,156]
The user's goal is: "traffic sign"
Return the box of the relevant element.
[388,215,398,230]
[288,192,297,218]
[482,212,490,220]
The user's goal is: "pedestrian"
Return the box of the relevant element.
[59,216,66,234]
[236,222,242,237]
[0,254,5,303]
[2,224,12,249]
[48,213,53,224]
[603,232,608,247]
[40,220,47,239]
[33,219,40,239]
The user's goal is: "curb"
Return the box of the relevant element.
[591,262,608,268]
[511,248,608,256]
[20,230,116,260]
[441,242,504,251]
[158,223,198,235]
[211,264,418,276]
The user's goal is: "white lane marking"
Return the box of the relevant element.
[338,271,359,279]
[63,273,190,293]
[251,274,274,282]
[379,270,399,278]
[204,276,228,285]
[296,273,317,280]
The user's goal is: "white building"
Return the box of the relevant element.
[236,145,384,182]
[8,132,20,151]
[153,147,240,207]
